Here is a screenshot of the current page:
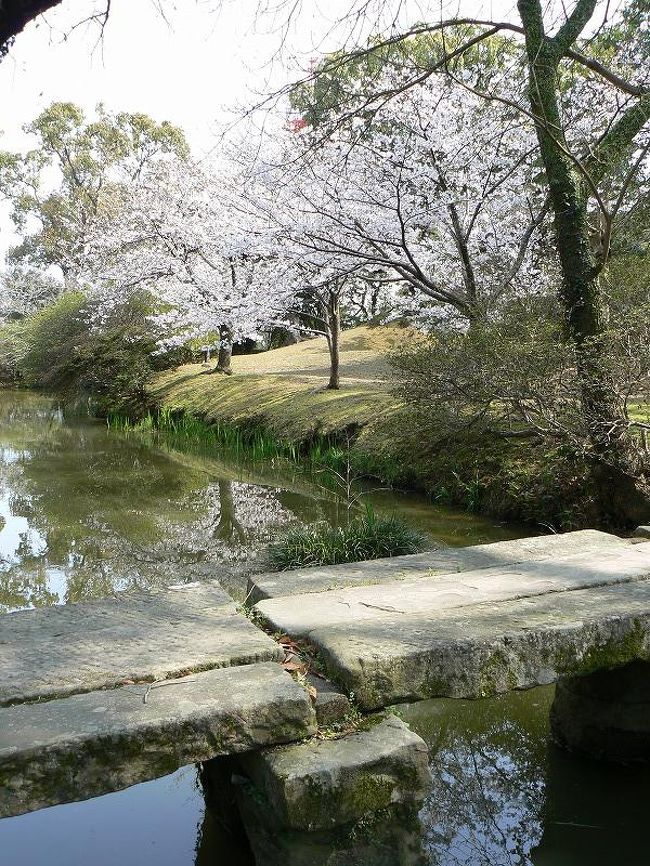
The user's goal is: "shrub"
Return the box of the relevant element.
[3,291,188,415]
[268,506,427,569]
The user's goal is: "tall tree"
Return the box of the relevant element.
[81,158,293,371]
[514,0,650,523]
[0,101,188,281]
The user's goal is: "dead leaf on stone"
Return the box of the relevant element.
[282,660,307,673]
[278,634,301,653]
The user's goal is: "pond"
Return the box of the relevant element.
[3,686,650,866]
[0,390,522,613]
[1,390,647,865]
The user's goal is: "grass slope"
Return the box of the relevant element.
[149,325,404,444]
[148,324,597,528]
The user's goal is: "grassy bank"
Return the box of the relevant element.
[147,326,405,471]
[145,325,596,530]
[149,326,401,436]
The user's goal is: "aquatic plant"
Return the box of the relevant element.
[268,505,426,569]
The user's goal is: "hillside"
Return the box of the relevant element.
[149,325,406,444]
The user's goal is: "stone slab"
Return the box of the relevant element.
[238,714,430,830]
[306,673,351,726]
[307,579,650,709]
[0,662,316,818]
[255,547,650,637]
[0,581,282,706]
[248,530,630,601]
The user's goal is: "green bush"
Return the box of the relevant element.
[1,291,188,415]
[268,506,427,569]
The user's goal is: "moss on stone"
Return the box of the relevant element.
[345,771,396,815]
[476,648,518,698]
[570,621,649,676]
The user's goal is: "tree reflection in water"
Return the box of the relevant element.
[0,392,337,611]
[422,724,544,865]
[0,390,523,613]
[402,689,553,866]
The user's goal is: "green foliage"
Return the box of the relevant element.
[383,294,650,528]
[108,408,302,462]
[390,300,584,444]
[109,408,363,476]
[0,101,189,273]
[291,27,516,129]
[1,292,182,415]
[268,505,426,569]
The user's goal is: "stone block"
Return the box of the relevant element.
[237,714,431,831]
[0,580,282,706]
[247,530,630,601]
[307,673,351,726]
[0,662,316,818]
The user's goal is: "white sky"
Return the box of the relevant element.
[0,0,517,260]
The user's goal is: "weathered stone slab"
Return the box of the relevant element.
[306,579,650,709]
[0,662,316,818]
[0,581,281,706]
[306,673,351,726]
[255,547,650,637]
[248,530,630,601]
[238,714,430,831]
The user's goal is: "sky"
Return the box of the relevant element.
[0,0,517,259]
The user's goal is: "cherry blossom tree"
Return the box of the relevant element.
[243,67,554,373]
[82,157,293,374]
[0,266,62,323]
[250,0,650,525]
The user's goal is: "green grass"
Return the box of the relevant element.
[148,325,404,444]
[268,505,428,569]
[627,402,650,424]
[107,406,352,468]
[139,324,412,485]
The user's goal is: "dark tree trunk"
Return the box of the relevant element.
[0,0,63,55]
[214,480,246,544]
[212,327,233,375]
[326,292,341,390]
[517,0,650,526]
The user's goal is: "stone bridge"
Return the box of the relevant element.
[2,528,650,859]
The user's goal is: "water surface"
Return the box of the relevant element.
[0,390,522,611]
[2,390,646,865]
[4,686,650,866]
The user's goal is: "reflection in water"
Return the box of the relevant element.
[423,722,544,865]
[403,690,551,866]
[0,768,210,866]
[4,392,647,864]
[0,390,522,612]
[402,687,650,866]
[2,686,650,863]
[0,394,329,610]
